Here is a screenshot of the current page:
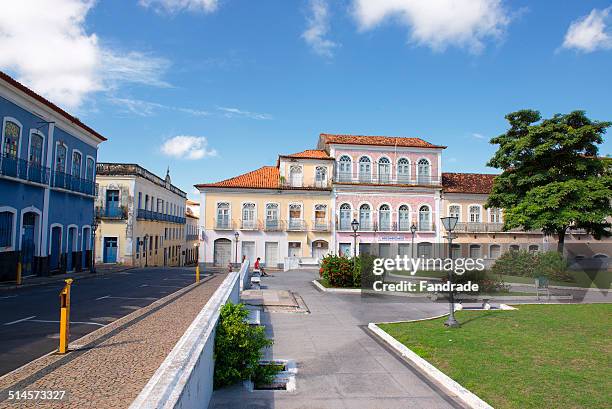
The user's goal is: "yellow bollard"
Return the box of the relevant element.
[196,265,200,283]
[16,261,22,286]
[58,279,74,354]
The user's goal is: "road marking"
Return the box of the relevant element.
[96,295,111,301]
[140,284,182,289]
[0,295,18,300]
[30,319,105,327]
[103,296,157,301]
[3,316,36,326]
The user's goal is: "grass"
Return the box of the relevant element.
[379,304,612,409]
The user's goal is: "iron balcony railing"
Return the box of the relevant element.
[287,219,306,231]
[312,219,330,231]
[337,220,434,232]
[137,209,186,224]
[52,171,95,195]
[264,219,284,231]
[240,219,259,230]
[335,171,441,186]
[280,179,332,189]
[96,206,128,219]
[186,234,199,241]
[0,154,51,185]
[214,219,233,230]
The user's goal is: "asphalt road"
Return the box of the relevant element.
[0,267,201,376]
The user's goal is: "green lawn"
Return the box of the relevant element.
[379,304,612,409]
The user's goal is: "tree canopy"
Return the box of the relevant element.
[486,110,611,252]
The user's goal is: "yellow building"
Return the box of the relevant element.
[195,150,334,269]
[95,163,187,267]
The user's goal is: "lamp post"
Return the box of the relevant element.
[144,234,149,267]
[351,218,359,259]
[91,216,99,273]
[234,232,240,264]
[410,223,417,259]
[440,216,459,328]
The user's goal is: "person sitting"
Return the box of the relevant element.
[254,257,269,276]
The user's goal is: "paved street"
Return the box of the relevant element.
[0,267,200,376]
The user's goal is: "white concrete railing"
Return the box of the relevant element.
[240,259,251,291]
[130,261,250,409]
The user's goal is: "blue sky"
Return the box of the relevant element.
[1,1,611,199]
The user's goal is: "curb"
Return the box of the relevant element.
[0,273,216,390]
[368,322,493,409]
[0,266,137,291]
[311,279,361,294]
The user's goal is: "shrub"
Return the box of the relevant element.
[320,254,355,287]
[491,250,573,282]
[214,302,275,389]
[490,250,535,277]
[453,268,509,294]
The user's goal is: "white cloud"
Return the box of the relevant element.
[0,0,170,110]
[139,0,219,14]
[217,107,273,120]
[108,97,210,117]
[562,7,612,52]
[472,133,485,139]
[161,136,218,160]
[302,0,339,58]
[351,0,510,53]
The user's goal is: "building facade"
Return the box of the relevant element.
[185,204,199,266]
[0,72,105,281]
[95,163,187,267]
[196,134,610,270]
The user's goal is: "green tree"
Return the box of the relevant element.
[486,110,612,253]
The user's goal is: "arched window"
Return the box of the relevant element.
[490,244,501,259]
[315,166,327,187]
[419,205,431,231]
[55,143,67,173]
[359,204,371,230]
[314,204,327,230]
[359,157,371,182]
[378,204,391,231]
[289,204,303,230]
[378,157,391,183]
[72,151,82,178]
[417,158,430,184]
[289,165,302,187]
[0,210,15,248]
[242,203,255,229]
[216,202,230,228]
[398,205,410,231]
[449,205,460,220]
[2,120,20,158]
[397,158,410,183]
[86,157,95,180]
[339,203,351,230]
[265,203,279,230]
[29,133,44,166]
[338,156,352,182]
[490,208,502,224]
[469,205,481,223]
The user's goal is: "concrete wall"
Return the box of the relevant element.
[129,262,248,409]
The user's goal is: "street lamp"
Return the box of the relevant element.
[144,234,149,267]
[440,216,460,328]
[410,223,417,259]
[91,216,99,273]
[351,219,359,259]
[234,231,240,264]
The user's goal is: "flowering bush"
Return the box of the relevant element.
[320,254,357,287]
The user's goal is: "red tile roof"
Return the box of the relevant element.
[279,149,333,160]
[442,172,497,194]
[0,71,107,142]
[320,133,445,149]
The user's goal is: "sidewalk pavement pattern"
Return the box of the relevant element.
[211,269,459,409]
[0,272,226,409]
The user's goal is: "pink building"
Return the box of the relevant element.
[317,134,446,258]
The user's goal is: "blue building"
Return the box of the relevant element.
[0,72,106,280]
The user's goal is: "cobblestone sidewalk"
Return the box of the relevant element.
[0,273,226,409]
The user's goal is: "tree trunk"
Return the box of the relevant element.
[557,228,567,254]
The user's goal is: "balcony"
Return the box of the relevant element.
[455,222,505,233]
[287,219,306,231]
[240,219,259,230]
[52,171,95,195]
[280,179,332,189]
[312,219,330,231]
[137,209,186,224]
[335,171,440,186]
[186,234,199,241]
[96,206,127,220]
[0,154,51,186]
[264,219,284,232]
[214,219,233,230]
